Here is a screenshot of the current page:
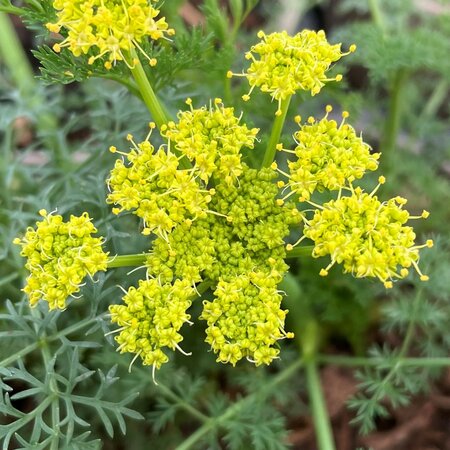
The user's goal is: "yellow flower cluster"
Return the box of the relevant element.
[229,30,355,113]
[107,128,214,239]
[46,0,174,68]
[201,270,293,366]
[145,165,300,284]
[13,210,108,310]
[146,219,216,285]
[161,99,259,185]
[109,278,195,372]
[302,181,433,288]
[130,164,299,368]
[283,108,380,201]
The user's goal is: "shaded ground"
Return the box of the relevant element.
[288,366,450,450]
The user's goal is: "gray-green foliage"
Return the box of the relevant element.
[348,238,450,433]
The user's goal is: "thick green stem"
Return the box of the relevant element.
[128,48,170,128]
[381,68,408,174]
[285,245,313,259]
[0,14,34,96]
[318,355,450,367]
[296,316,336,450]
[305,357,336,450]
[107,254,148,269]
[261,95,292,168]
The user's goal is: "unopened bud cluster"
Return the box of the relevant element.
[302,184,432,288]
[13,210,108,310]
[162,99,259,185]
[285,108,380,201]
[228,30,355,114]
[109,279,195,370]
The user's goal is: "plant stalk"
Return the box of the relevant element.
[262,95,292,168]
[305,357,336,450]
[285,245,313,259]
[381,68,408,174]
[128,48,170,129]
[28,308,62,449]
[298,316,336,450]
[0,314,102,367]
[318,355,450,367]
[368,0,386,34]
[107,254,148,269]
[175,358,303,450]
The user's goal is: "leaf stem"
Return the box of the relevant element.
[31,308,61,450]
[0,314,102,367]
[261,95,292,168]
[128,48,170,129]
[381,68,408,174]
[0,4,23,15]
[421,79,448,118]
[175,358,303,450]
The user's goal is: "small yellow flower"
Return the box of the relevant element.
[46,0,174,68]
[200,270,292,366]
[13,210,108,310]
[107,127,213,238]
[162,99,259,185]
[303,183,431,286]
[230,30,354,113]
[283,109,379,200]
[109,278,195,372]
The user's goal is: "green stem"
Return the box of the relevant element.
[398,286,423,355]
[0,12,36,99]
[175,358,303,450]
[0,4,23,15]
[305,357,336,450]
[107,254,148,269]
[31,308,60,450]
[285,245,313,259]
[99,73,142,98]
[0,12,67,167]
[0,314,102,367]
[368,0,386,34]
[381,68,408,174]
[157,382,209,423]
[318,355,450,367]
[421,79,448,118]
[297,316,336,450]
[128,48,170,129]
[261,95,292,168]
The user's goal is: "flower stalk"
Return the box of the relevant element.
[128,49,170,129]
[107,254,148,269]
[262,95,292,168]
